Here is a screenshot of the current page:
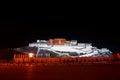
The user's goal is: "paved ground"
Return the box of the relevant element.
[0,64,120,80]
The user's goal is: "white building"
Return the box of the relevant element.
[28,38,112,57]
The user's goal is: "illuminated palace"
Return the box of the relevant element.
[27,38,112,58]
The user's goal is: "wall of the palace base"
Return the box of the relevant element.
[13,53,120,63]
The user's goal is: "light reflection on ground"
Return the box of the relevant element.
[0,64,120,80]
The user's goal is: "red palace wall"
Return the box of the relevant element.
[48,38,66,45]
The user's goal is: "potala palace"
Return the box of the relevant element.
[27,38,112,58]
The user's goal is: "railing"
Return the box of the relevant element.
[13,53,120,64]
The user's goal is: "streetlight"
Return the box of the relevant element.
[28,53,35,63]
[28,53,34,58]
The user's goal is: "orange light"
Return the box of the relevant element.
[28,53,34,58]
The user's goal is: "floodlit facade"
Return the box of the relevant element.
[28,38,112,58]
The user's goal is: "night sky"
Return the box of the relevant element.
[0,16,119,53]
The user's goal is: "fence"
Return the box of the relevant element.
[13,53,120,64]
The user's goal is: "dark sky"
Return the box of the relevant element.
[0,16,119,52]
